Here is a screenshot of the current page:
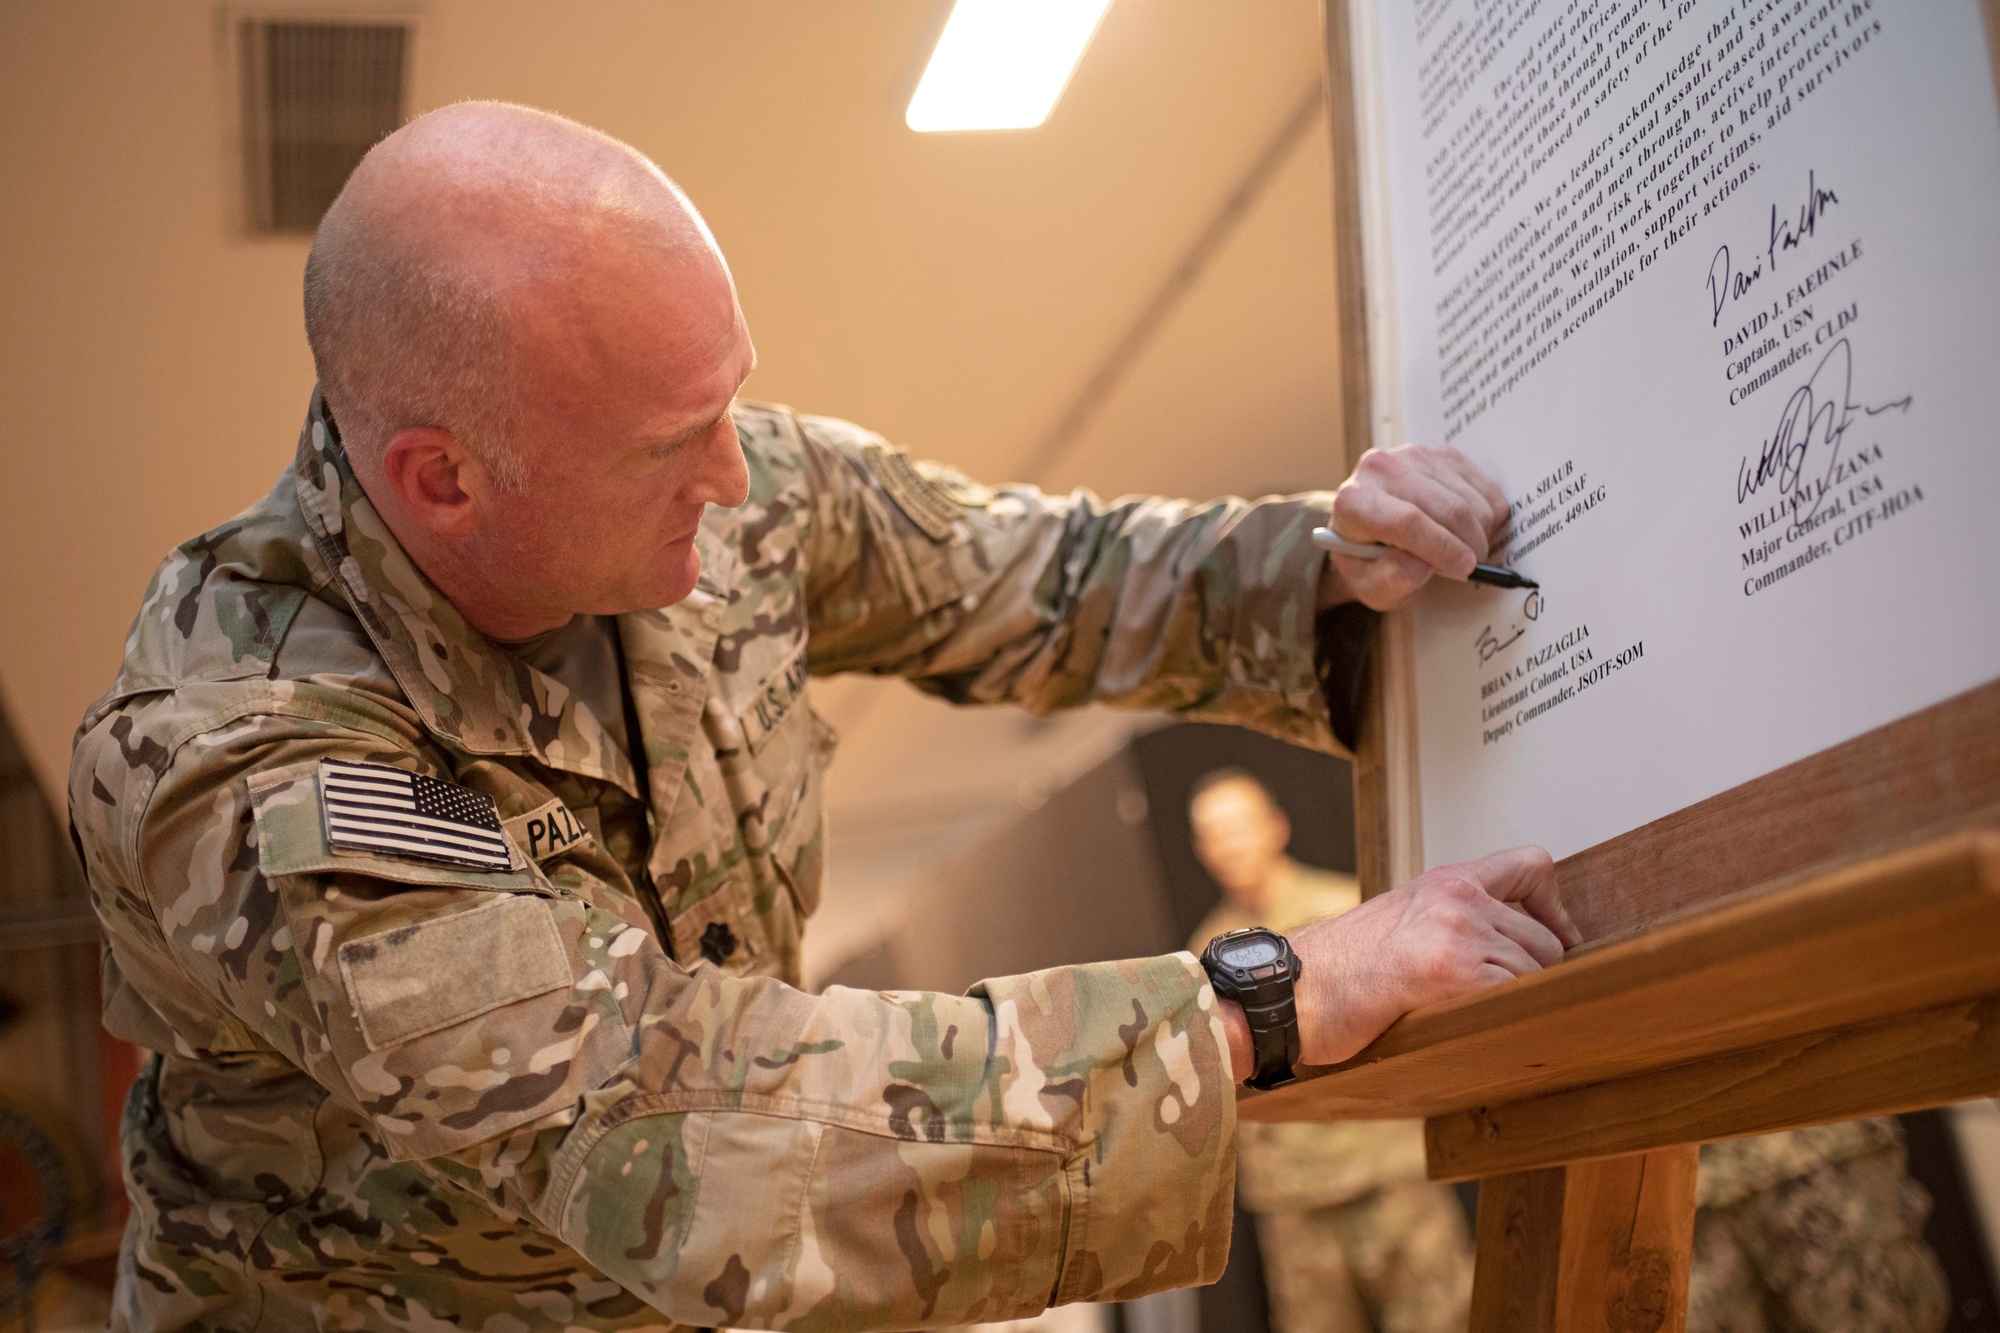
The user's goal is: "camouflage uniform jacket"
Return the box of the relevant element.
[70,393,1347,1332]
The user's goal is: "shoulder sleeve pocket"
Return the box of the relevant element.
[246,757,633,1161]
[338,895,569,1051]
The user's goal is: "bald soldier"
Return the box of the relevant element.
[71,103,1579,1332]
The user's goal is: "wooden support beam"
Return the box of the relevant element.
[1469,1146,1699,1333]
[1468,1166,1565,1330]
[1554,1148,1699,1333]
[1241,831,2000,1124]
[1428,991,2000,1179]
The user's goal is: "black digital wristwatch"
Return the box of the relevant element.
[1199,926,1303,1090]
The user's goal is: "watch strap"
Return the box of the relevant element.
[1240,992,1301,1090]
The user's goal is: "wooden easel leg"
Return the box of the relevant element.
[1467,1145,1700,1333]
[1469,1165,1567,1331]
[1556,1146,1700,1332]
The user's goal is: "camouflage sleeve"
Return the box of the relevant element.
[785,411,1341,754]
[95,712,1237,1329]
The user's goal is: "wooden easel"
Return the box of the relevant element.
[1246,826,2000,1328]
[1278,2,2000,1326]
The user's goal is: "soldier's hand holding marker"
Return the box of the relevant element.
[1313,443,1530,610]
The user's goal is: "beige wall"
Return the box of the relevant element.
[0,0,1340,827]
[2,1,317,796]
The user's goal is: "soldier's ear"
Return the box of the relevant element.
[380,426,480,535]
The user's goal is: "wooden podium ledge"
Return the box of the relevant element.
[1240,831,2000,1179]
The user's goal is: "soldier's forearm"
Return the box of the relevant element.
[531,953,1239,1328]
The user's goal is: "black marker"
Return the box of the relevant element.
[1311,527,1539,590]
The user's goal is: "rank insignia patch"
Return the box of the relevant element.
[320,759,515,871]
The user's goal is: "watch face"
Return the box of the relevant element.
[1221,936,1282,968]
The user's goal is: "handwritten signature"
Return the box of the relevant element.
[1708,244,1766,329]
[1736,336,1912,517]
[1474,588,1543,664]
[1708,169,1840,328]
[1768,168,1840,268]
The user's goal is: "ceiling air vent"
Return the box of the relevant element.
[239,18,410,233]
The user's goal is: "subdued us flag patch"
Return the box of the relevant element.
[319,759,514,871]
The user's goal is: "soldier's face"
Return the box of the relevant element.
[1190,781,1291,899]
[470,246,755,615]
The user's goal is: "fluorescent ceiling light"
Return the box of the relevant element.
[906,0,1114,133]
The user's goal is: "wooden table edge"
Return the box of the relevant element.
[1241,828,2000,1124]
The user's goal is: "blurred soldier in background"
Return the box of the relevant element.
[1187,770,1473,1333]
[1688,1120,1949,1333]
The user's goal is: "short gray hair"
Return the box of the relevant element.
[302,197,527,489]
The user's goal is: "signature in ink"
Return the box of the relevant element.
[1768,168,1839,270]
[1736,337,1912,519]
[1473,588,1544,664]
[1475,623,1524,663]
[1707,169,1840,328]
[1708,243,1767,329]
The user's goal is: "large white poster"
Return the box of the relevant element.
[1369,0,2000,867]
